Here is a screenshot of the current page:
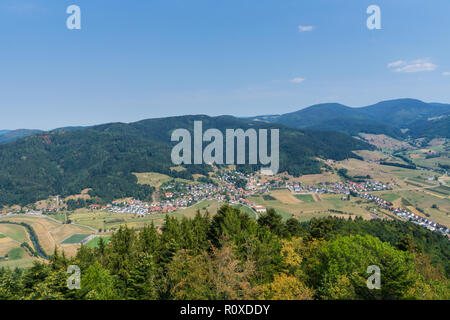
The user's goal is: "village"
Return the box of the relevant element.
[1,168,448,238]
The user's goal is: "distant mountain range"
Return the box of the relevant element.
[1,99,449,145]
[1,98,449,207]
[0,129,42,144]
[246,98,450,139]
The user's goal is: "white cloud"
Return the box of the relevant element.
[298,25,314,32]
[290,77,305,83]
[387,58,437,73]
[443,72,450,76]
[387,60,405,68]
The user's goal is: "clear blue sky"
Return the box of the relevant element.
[1,0,449,130]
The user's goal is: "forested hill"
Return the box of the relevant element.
[247,99,450,139]
[0,115,372,207]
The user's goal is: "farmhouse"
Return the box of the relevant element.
[253,205,267,213]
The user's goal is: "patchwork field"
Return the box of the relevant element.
[335,158,441,189]
[0,215,94,261]
[0,224,35,269]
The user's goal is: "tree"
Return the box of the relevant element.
[258,273,314,300]
[79,262,120,300]
[258,208,285,236]
[126,253,158,299]
[304,234,418,299]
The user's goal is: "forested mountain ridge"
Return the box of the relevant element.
[0,129,42,144]
[247,99,450,139]
[0,115,372,207]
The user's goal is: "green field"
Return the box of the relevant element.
[380,193,401,202]
[0,233,5,239]
[61,234,91,244]
[294,194,315,202]
[85,236,111,248]
[8,247,25,260]
[0,223,29,243]
[49,214,67,223]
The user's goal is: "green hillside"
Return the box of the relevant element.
[247,99,450,139]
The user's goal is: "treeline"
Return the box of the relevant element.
[337,168,371,183]
[380,161,416,169]
[0,207,448,300]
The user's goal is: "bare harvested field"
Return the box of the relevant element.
[353,150,387,161]
[271,189,301,204]
[134,172,194,188]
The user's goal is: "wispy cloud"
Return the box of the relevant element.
[443,72,450,76]
[0,2,39,14]
[387,58,437,73]
[387,60,405,68]
[298,25,315,32]
[290,77,305,84]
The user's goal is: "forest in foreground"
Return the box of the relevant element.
[0,205,449,300]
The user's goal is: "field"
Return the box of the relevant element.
[379,193,401,202]
[294,194,315,203]
[270,189,301,204]
[8,247,25,260]
[0,215,95,264]
[85,236,111,249]
[378,188,450,227]
[134,172,194,188]
[334,158,442,189]
[0,223,29,243]
[401,139,450,171]
[0,224,36,269]
[61,234,91,244]
[360,134,412,151]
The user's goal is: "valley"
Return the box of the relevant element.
[1,137,448,268]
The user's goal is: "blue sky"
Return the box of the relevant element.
[1,0,449,130]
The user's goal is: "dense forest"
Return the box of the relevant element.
[0,206,448,300]
[0,115,372,207]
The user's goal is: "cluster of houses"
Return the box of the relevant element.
[2,168,448,238]
[287,181,391,195]
[97,170,281,216]
[394,208,449,235]
[360,192,449,236]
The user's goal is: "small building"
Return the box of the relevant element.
[253,205,267,213]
